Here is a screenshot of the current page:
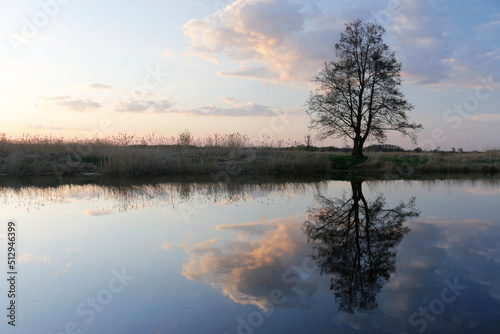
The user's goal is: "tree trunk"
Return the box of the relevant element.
[351,137,365,158]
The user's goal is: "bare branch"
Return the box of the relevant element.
[306,19,423,157]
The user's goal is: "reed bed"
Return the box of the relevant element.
[0,132,331,176]
[1,132,498,176]
[357,150,500,176]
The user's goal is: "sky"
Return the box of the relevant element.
[0,0,499,150]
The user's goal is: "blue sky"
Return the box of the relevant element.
[0,0,499,150]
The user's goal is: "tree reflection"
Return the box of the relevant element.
[304,181,420,314]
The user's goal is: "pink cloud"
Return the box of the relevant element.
[182,215,322,311]
[469,114,500,122]
[183,0,337,84]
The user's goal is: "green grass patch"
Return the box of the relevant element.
[379,156,428,168]
[329,155,368,169]
[80,155,101,166]
[471,159,500,164]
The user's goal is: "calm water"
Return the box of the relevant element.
[0,176,499,334]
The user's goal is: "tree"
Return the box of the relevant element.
[304,133,313,151]
[304,181,419,313]
[307,19,422,158]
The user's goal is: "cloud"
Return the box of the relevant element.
[467,187,500,196]
[181,101,286,116]
[131,90,155,98]
[27,125,65,130]
[183,0,338,84]
[40,96,102,112]
[85,209,115,216]
[87,83,113,90]
[54,261,72,277]
[184,0,500,88]
[163,49,175,57]
[219,96,238,104]
[218,65,279,81]
[386,0,453,85]
[165,98,299,117]
[387,1,500,87]
[114,99,175,113]
[216,220,279,235]
[336,217,500,332]
[469,114,500,122]
[447,19,500,87]
[18,253,51,265]
[182,215,323,311]
[161,243,174,251]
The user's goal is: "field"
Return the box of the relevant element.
[0,133,498,177]
[0,133,331,176]
[343,150,500,176]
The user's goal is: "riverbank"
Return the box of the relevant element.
[0,139,331,176]
[0,135,498,177]
[331,150,500,177]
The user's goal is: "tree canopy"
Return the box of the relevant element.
[307,19,422,157]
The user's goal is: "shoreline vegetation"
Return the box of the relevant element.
[0,133,498,177]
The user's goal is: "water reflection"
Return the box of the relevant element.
[182,215,317,311]
[0,175,327,212]
[180,179,421,316]
[2,175,500,333]
[304,181,420,314]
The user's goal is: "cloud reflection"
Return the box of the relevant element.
[182,215,322,311]
[335,218,500,333]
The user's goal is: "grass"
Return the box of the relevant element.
[0,132,498,177]
[344,151,500,177]
[329,155,368,169]
[0,133,332,176]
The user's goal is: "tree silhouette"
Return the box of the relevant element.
[304,181,419,314]
[306,19,422,158]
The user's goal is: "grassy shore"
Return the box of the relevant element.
[0,133,331,176]
[0,133,498,177]
[330,150,500,177]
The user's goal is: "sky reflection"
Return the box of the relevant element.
[0,176,499,333]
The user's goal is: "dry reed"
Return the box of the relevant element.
[0,132,331,176]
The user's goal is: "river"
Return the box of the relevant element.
[0,175,499,333]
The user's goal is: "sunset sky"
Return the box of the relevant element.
[0,0,499,150]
